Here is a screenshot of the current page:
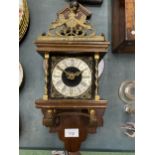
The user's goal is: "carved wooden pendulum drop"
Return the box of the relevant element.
[34,2,110,154]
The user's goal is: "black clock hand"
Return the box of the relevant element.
[57,65,70,75]
[66,68,88,80]
[57,65,64,72]
[57,66,88,80]
[74,68,88,77]
[57,65,76,80]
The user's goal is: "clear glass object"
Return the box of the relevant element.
[119,80,135,104]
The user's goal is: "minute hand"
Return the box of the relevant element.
[74,68,88,77]
[57,65,69,75]
[57,66,77,80]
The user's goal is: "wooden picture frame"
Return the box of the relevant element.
[112,0,135,53]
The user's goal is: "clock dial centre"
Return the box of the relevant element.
[62,67,82,86]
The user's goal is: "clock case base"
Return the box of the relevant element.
[35,99,107,152]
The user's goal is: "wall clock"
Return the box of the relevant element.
[34,2,110,154]
[112,0,135,53]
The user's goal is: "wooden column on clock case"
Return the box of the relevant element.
[43,53,49,100]
[88,53,100,125]
[94,53,100,100]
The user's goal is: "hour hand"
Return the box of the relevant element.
[74,68,87,76]
[57,66,69,75]
[57,66,75,80]
[57,65,64,72]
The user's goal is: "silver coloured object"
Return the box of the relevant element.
[124,104,135,114]
[121,122,135,138]
[119,81,135,138]
[119,80,135,104]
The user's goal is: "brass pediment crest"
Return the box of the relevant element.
[37,2,105,41]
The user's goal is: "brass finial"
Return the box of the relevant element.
[70,0,79,12]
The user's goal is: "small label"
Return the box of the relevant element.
[64,129,79,137]
[51,151,65,155]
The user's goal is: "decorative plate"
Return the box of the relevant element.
[19,62,23,87]
[119,80,135,104]
[98,59,104,78]
[19,0,29,41]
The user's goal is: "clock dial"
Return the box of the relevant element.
[52,58,92,97]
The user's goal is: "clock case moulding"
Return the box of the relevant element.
[34,2,110,153]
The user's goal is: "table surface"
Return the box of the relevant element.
[19,0,135,151]
[20,150,134,155]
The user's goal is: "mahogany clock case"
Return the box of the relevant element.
[19,0,135,152]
